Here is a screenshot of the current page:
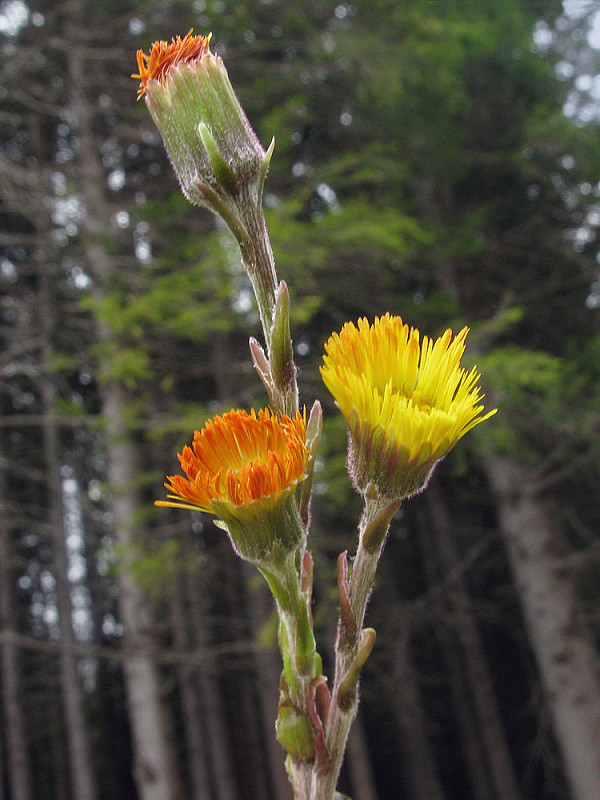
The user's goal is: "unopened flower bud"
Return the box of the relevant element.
[134,31,278,342]
[133,30,272,237]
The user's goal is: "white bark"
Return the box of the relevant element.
[170,584,212,800]
[104,384,184,800]
[39,266,97,800]
[0,448,32,800]
[243,564,294,800]
[66,30,185,800]
[486,455,600,800]
[426,481,522,800]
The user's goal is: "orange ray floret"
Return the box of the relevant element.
[132,29,212,99]
[156,409,309,513]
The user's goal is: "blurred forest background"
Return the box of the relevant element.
[2,0,600,799]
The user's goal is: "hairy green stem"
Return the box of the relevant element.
[312,498,401,800]
[238,195,278,343]
[267,549,318,800]
[237,189,299,416]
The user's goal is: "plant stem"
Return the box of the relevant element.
[239,195,278,344]
[312,498,401,800]
[277,549,319,800]
[237,191,299,416]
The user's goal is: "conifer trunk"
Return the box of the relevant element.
[376,551,446,800]
[221,556,272,800]
[104,384,185,800]
[425,480,523,800]
[169,564,212,800]
[67,20,185,800]
[486,455,600,800]
[49,676,71,800]
[39,262,98,800]
[0,441,32,800]
[243,565,294,800]
[183,525,239,800]
[314,553,380,800]
[391,652,447,800]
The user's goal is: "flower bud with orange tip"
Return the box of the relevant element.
[133,30,273,239]
[321,313,496,502]
[156,408,310,566]
[133,30,278,344]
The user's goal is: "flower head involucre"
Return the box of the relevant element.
[321,313,496,499]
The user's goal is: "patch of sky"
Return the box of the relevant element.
[1,258,17,282]
[316,182,340,212]
[134,221,152,262]
[589,11,600,47]
[115,210,130,229]
[0,0,28,36]
[52,171,67,195]
[295,338,310,356]
[586,276,600,308]
[292,161,308,177]
[586,206,600,226]
[135,239,152,263]
[52,195,84,231]
[533,21,554,51]
[68,265,91,290]
[232,286,253,314]
[108,169,126,191]
[129,16,145,35]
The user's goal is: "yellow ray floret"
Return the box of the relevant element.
[321,313,496,471]
[156,408,309,513]
[132,29,212,99]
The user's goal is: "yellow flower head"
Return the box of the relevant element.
[321,313,496,499]
[156,409,309,563]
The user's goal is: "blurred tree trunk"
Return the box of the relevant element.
[221,555,271,800]
[169,554,212,800]
[104,383,185,800]
[0,439,32,800]
[391,649,446,800]
[344,699,379,800]
[375,551,446,800]
[49,672,71,800]
[243,564,294,800]
[486,455,600,800]
[66,23,185,800]
[421,479,523,800]
[313,552,380,800]
[39,261,98,800]
[211,334,280,798]
[182,524,239,800]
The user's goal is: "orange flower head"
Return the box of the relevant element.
[132,29,212,99]
[157,409,309,563]
[158,408,309,513]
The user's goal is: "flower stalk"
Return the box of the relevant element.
[133,31,291,404]
[140,32,497,800]
[312,497,400,800]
